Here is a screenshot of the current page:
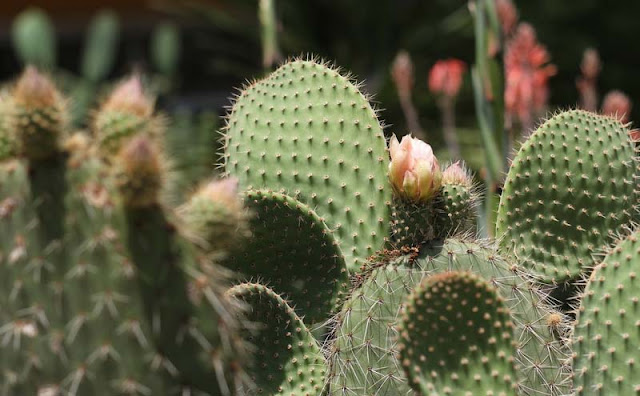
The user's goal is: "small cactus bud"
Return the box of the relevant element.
[388,134,442,202]
[12,66,66,160]
[115,136,163,207]
[602,90,632,123]
[102,75,153,117]
[180,177,250,256]
[94,75,157,158]
[442,161,472,187]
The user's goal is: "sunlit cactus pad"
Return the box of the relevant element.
[497,109,639,283]
[572,231,640,394]
[224,59,391,271]
[397,271,517,395]
[329,238,569,395]
[229,283,327,396]
[223,189,348,325]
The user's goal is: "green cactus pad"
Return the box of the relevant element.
[434,183,477,238]
[496,110,639,283]
[329,238,570,395]
[397,271,517,395]
[390,198,435,247]
[229,283,327,396]
[224,189,348,325]
[224,59,391,271]
[11,8,56,69]
[573,231,640,394]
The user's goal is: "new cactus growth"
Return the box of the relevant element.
[397,271,517,395]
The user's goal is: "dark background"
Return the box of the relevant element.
[0,0,637,144]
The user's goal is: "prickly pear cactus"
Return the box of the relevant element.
[496,110,639,284]
[328,238,570,395]
[397,271,517,395]
[223,189,349,325]
[224,59,391,271]
[572,230,640,394]
[229,283,328,396]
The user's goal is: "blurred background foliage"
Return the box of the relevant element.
[0,0,636,152]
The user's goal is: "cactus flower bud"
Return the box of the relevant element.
[102,75,153,117]
[442,161,472,187]
[180,177,250,256]
[388,134,442,202]
[116,136,163,207]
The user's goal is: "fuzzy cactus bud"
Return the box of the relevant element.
[180,177,250,256]
[12,66,66,160]
[389,134,442,202]
[442,161,472,187]
[115,135,163,207]
[602,90,632,123]
[94,75,157,158]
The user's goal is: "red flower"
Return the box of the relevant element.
[496,0,518,34]
[428,59,466,98]
[504,23,556,123]
[602,90,632,123]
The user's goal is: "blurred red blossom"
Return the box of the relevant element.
[496,0,518,34]
[602,90,632,123]
[428,59,466,98]
[504,23,556,125]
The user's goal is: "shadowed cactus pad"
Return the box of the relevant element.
[229,283,327,395]
[397,272,517,395]
[224,59,391,271]
[328,238,569,395]
[224,189,348,325]
[572,231,640,394]
[496,110,639,283]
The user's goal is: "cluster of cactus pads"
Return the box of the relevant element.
[0,58,638,396]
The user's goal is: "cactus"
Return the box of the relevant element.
[228,283,328,395]
[81,10,120,83]
[3,55,640,396]
[572,230,640,394]
[0,68,249,395]
[397,271,517,395]
[328,238,570,395]
[151,22,182,77]
[223,59,391,272]
[222,189,349,325]
[11,8,56,69]
[496,110,640,284]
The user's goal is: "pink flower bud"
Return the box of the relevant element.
[103,75,153,117]
[496,0,518,34]
[428,59,466,98]
[442,161,472,187]
[200,177,242,210]
[602,90,632,123]
[388,134,442,202]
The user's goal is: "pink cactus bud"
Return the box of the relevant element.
[602,90,632,123]
[103,75,153,117]
[428,59,466,98]
[200,177,242,210]
[442,161,472,186]
[14,66,58,108]
[388,134,442,202]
